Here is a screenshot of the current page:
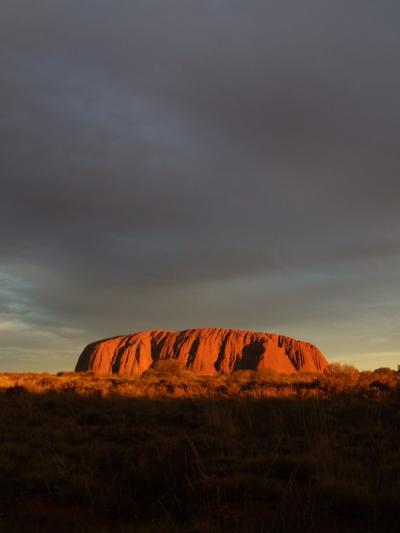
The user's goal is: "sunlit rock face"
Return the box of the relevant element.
[75,328,329,376]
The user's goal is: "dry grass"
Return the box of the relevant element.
[1,362,399,400]
[0,364,399,532]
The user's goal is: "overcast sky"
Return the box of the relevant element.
[1,0,399,371]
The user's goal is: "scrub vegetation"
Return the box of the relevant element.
[0,364,399,532]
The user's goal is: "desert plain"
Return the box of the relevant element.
[1,356,399,533]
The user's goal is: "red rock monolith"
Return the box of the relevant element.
[75,328,328,376]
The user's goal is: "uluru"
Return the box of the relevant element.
[75,328,329,376]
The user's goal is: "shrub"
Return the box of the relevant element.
[320,363,359,394]
[144,359,196,381]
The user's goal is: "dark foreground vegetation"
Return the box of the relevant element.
[1,364,400,532]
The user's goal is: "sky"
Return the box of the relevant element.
[1,0,399,372]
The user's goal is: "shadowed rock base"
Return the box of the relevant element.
[75,328,329,376]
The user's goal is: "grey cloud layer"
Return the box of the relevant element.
[1,1,399,370]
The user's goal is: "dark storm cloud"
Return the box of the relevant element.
[1,0,400,370]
